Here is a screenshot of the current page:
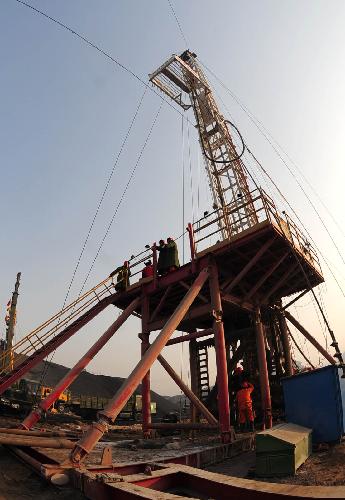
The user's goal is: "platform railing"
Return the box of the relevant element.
[0,277,118,376]
[191,188,322,274]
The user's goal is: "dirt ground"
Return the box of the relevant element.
[0,415,344,498]
[207,438,345,486]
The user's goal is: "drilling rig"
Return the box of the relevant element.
[148,50,329,426]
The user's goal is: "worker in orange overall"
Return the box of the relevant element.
[236,381,255,433]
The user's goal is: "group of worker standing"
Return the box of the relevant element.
[109,237,180,291]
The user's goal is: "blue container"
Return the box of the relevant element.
[282,365,344,443]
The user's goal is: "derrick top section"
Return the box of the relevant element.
[149,50,257,240]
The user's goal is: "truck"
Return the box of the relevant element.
[0,378,71,415]
[69,393,157,421]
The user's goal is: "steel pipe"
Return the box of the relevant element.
[141,294,151,437]
[69,267,209,463]
[21,298,140,430]
[255,307,272,429]
[166,328,213,346]
[209,260,231,441]
[0,434,75,449]
[285,311,335,365]
[147,423,218,430]
[278,311,293,376]
[157,354,218,426]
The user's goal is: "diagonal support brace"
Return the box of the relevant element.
[69,268,209,464]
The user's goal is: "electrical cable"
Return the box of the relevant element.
[166,0,189,48]
[33,89,148,394]
[200,60,345,269]
[78,102,163,295]
[11,0,195,127]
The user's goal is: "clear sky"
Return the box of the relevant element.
[1,0,345,396]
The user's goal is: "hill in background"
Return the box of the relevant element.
[27,360,178,417]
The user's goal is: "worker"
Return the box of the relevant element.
[142,260,154,278]
[109,261,131,292]
[165,237,180,272]
[157,239,168,276]
[236,381,255,433]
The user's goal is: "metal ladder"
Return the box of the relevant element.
[197,345,210,402]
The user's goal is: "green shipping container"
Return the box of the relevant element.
[256,423,312,477]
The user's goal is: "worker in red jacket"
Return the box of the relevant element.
[142,260,154,278]
[236,381,255,432]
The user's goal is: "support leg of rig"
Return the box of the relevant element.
[209,259,232,443]
[21,297,140,430]
[68,268,209,465]
[141,292,151,438]
[255,307,272,429]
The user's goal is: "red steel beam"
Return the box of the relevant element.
[285,310,336,365]
[157,354,218,426]
[69,267,209,464]
[222,237,276,293]
[141,293,151,438]
[147,302,211,332]
[149,285,173,323]
[166,328,213,346]
[0,293,117,396]
[21,298,140,430]
[255,307,272,429]
[262,263,298,303]
[209,260,231,442]
[244,251,290,301]
[278,311,293,376]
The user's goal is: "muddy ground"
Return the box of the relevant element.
[0,415,344,499]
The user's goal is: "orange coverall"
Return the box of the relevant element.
[236,382,254,424]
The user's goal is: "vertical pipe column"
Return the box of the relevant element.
[189,339,199,424]
[278,311,293,376]
[141,292,151,438]
[209,260,231,442]
[255,307,272,429]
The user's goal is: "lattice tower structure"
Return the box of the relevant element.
[149,50,258,239]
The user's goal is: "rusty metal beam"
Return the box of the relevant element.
[158,354,218,425]
[0,434,75,449]
[20,298,140,430]
[166,328,213,346]
[283,288,309,310]
[222,237,276,293]
[141,293,151,438]
[244,251,290,301]
[69,268,209,464]
[209,260,231,442]
[147,303,211,331]
[221,292,254,313]
[180,280,208,303]
[285,311,336,365]
[149,285,173,323]
[262,263,298,303]
[255,307,272,429]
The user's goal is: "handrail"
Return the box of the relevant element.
[191,188,322,274]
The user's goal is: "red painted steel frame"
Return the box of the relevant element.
[157,354,218,425]
[0,294,116,395]
[141,293,151,438]
[255,307,272,429]
[209,260,231,442]
[20,297,140,430]
[166,328,213,346]
[285,310,336,365]
[69,268,209,464]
